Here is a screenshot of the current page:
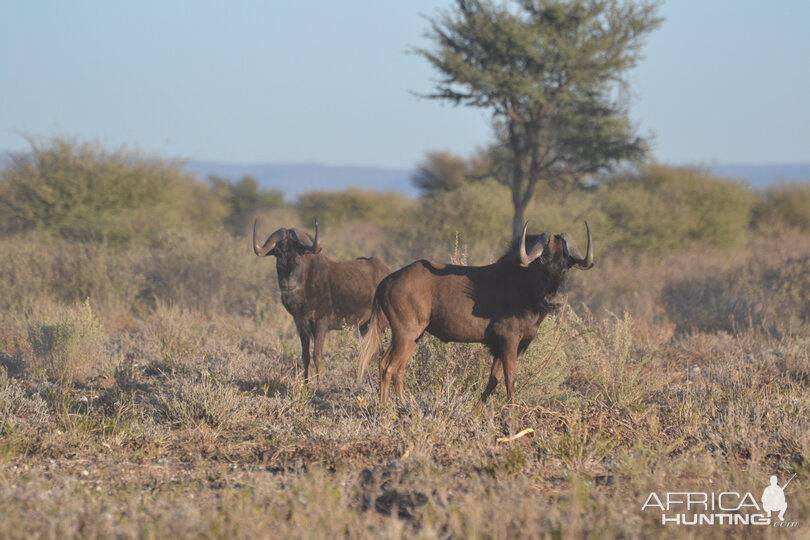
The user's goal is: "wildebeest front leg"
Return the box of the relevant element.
[311,319,329,384]
[501,341,520,433]
[502,344,518,404]
[296,321,312,381]
[473,357,503,414]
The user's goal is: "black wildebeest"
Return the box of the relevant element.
[357,222,593,408]
[253,218,390,382]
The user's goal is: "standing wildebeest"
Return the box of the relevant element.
[253,218,390,382]
[357,222,593,407]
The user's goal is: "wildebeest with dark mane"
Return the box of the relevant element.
[253,218,391,382]
[357,222,593,408]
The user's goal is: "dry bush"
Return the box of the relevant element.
[571,222,810,336]
[311,220,397,263]
[565,310,648,411]
[402,336,492,399]
[0,234,144,315]
[0,228,279,321]
[158,372,249,429]
[514,310,581,406]
[26,299,105,383]
[139,229,278,316]
[664,254,810,335]
[136,305,206,373]
[0,375,50,429]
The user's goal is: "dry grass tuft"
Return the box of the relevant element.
[27,299,105,383]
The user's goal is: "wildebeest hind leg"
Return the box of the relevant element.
[391,339,418,400]
[378,347,394,402]
[379,334,418,402]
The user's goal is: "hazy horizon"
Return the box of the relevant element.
[2,1,809,170]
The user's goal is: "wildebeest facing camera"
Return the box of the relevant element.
[358,222,593,407]
[253,218,391,382]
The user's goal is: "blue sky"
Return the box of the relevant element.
[1,1,809,169]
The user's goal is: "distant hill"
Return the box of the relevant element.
[708,163,810,189]
[185,160,810,200]
[184,161,417,200]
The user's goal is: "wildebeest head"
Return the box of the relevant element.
[517,222,594,309]
[253,219,321,282]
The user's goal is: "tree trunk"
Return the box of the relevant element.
[511,196,530,241]
[507,120,530,242]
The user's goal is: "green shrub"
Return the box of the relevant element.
[27,299,104,382]
[0,137,228,243]
[412,179,511,245]
[755,181,810,232]
[597,164,757,254]
[210,175,285,234]
[297,188,412,229]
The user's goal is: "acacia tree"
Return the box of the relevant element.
[416,0,662,239]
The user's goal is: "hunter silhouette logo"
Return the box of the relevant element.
[762,474,795,522]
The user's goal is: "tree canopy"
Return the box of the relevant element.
[415,0,662,238]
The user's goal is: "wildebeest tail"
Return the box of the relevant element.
[357,296,387,383]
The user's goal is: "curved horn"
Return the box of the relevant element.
[288,228,316,253]
[253,218,287,257]
[288,218,321,253]
[563,221,594,270]
[519,222,547,267]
